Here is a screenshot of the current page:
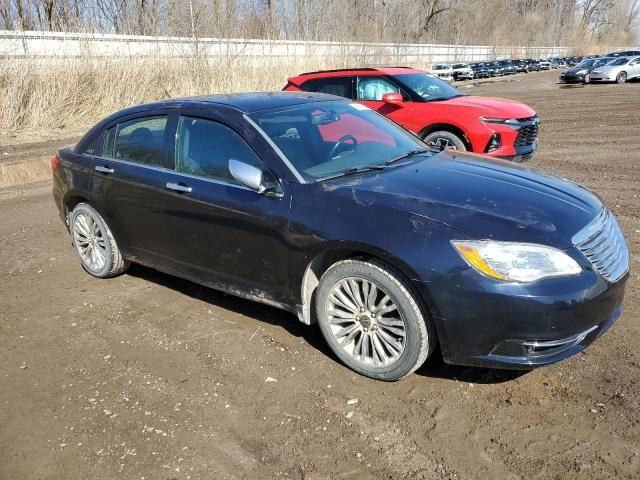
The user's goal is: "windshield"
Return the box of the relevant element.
[433,65,448,70]
[393,73,463,101]
[250,101,427,182]
[576,59,596,68]
[608,57,629,66]
[452,64,467,69]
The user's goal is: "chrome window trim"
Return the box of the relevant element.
[87,154,257,194]
[243,113,307,184]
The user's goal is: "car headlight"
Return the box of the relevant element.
[452,240,582,282]
[480,117,520,125]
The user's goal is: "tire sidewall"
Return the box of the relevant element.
[316,260,431,381]
[422,130,467,151]
[70,203,114,278]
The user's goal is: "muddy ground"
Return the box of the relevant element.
[1,70,639,480]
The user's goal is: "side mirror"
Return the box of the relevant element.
[229,159,281,196]
[381,92,403,105]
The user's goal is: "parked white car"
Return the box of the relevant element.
[450,63,474,81]
[590,56,640,83]
[538,61,551,70]
[429,64,453,81]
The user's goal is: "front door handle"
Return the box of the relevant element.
[166,182,192,193]
[95,165,114,174]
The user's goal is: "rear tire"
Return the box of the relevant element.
[616,72,627,84]
[316,259,436,381]
[70,203,129,278]
[422,130,467,151]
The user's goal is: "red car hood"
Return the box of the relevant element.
[440,95,536,118]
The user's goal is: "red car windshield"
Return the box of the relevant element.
[394,73,464,101]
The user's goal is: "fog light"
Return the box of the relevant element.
[485,133,502,152]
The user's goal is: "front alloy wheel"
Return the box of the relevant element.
[327,277,407,366]
[584,73,591,84]
[616,72,627,84]
[316,259,436,381]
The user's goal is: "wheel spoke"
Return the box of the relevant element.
[347,279,364,308]
[378,316,404,327]
[371,334,389,363]
[334,323,359,340]
[340,326,360,347]
[334,285,358,312]
[366,283,378,310]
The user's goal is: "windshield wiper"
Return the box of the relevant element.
[314,164,387,183]
[385,148,430,165]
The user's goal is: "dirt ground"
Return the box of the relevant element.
[1,70,639,480]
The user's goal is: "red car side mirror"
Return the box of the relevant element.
[382,92,403,105]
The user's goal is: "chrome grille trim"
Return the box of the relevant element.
[572,209,629,282]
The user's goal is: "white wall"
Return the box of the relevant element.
[0,30,573,63]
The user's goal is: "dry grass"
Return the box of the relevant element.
[0,158,52,188]
[0,54,358,137]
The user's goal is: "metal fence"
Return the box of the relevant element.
[0,30,574,63]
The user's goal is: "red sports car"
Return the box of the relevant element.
[284,67,539,162]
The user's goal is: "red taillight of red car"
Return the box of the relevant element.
[51,155,61,173]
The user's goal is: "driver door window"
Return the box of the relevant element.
[175,116,263,183]
[357,76,401,101]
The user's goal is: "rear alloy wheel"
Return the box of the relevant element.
[70,203,128,278]
[422,130,467,151]
[616,72,627,84]
[316,259,436,381]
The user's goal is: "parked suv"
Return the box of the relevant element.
[451,63,474,80]
[284,67,539,161]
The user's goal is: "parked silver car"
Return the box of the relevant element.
[590,56,640,83]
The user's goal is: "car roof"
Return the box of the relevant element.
[288,66,424,81]
[115,91,344,117]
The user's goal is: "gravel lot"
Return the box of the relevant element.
[1,70,639,480]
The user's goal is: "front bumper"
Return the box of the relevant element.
[467,116,539,162]
[590,72,616,82]
[419,266,628,369]
[562,73,586,83]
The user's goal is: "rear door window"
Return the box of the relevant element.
[315,77,354,98]
[175,116,263,183]
[114,116,168,168]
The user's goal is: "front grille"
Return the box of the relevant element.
[572,209,629,282]
[515,122,539,147]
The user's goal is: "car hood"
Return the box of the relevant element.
[320,151,602,249]
[566,66,589,74]
[438,95,536,119]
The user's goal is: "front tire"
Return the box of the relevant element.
[583,73,591,84]
[70,203,129,278]
[616,72,627,84]
[422,130,467,151]
[316,259,436,381]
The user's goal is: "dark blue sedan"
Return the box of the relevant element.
[52,92,629,381]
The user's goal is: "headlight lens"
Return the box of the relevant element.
[452,240,582,282]
[480,117,520,125]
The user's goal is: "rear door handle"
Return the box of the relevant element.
[166,182,192,193]
[95,165,114,174]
